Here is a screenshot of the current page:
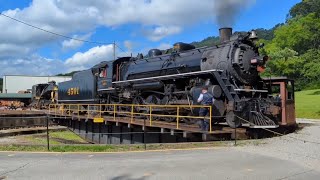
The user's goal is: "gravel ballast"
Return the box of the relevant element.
[236,119,320,171]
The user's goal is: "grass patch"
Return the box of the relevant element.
[295,89,320,119]
[0,144,48,151]
[49,131,87,143]
[20,130,88,145]
[24,135,61,145]
[0,141,234,152]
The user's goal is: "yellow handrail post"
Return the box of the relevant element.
[149,106,152,126]
[113,104,116,121]
[131,105,134,123]
[77,104,80,120]
[87,105,90,119]
[54,104,57,117]
[99,104,102,118]
[68,104,71,116]
[176,107,179,129]
[63,104,66,118]
[209,106,212,133]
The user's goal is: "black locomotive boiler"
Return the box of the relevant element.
[58,28,290,128]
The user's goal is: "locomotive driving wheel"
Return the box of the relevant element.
[182,111,196,125]
[133,96,145,111]
[161,96,177,123]
[145,95,161,120]
[226,111,242,128]
[145,95,161,105]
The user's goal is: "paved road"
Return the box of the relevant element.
[0,148,319,180]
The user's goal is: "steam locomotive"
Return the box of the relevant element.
[56,28,295,129]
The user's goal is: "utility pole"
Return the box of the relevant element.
[113,41,116,61]
[46,115,50,151]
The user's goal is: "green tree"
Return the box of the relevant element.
[299,49,320,88]
[289,0,320,19]
[268,13,320,54]
[56,71,79,77]
[264,48,302,78]
[191,36,220,48]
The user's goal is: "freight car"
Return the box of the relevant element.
[58,28,296,129]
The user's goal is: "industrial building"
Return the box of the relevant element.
[2,75,71,93]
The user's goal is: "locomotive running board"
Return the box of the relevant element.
[112,69,223,84]
[234,89,268,93]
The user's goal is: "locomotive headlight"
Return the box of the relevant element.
[251,56,268,66]
[251,56,268,73]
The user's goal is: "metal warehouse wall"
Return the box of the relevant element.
[2,75,72,93]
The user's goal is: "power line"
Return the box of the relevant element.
[0,13,114,45]
[115,44,126,53]
[0,13,133,57]
[115,43,133,57]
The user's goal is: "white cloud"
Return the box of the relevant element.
[0,0,255,57]
[0,55,66,76]
[124,40,134,51]
[143,26,182,41]
[0,44,131,76]
[64,45,114,71]
[62,33,92,50]
[0,0,255,75]
[157,43,172,50]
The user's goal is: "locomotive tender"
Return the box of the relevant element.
[58,28,295,128]
[30,81,58,109]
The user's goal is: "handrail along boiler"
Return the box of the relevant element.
[57,27,296,129]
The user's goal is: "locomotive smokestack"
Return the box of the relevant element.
[219,27,232,42]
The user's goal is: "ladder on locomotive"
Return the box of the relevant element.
[212,71,240,102]
[212,71,268,102]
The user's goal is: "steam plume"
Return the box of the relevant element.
[214,0,255,27]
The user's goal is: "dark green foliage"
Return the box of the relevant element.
[254,28,275,41]
[191,36,220,48]
[289,0,320,19]
[269,13,320,54]
[191,28,275,49]
[56,71,79,77]
[261,1,320,90]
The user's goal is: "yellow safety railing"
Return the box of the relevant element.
[48,103,213,132]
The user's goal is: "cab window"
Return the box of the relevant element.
[99,68,107,78]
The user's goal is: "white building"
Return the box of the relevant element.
[2,75,72,93]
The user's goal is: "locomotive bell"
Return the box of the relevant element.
[249,30,258,41]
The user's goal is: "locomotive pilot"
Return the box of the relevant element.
[197,86,214,131]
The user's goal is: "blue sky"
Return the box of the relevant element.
[0,0,301,75]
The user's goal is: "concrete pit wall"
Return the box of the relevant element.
[52,118,203,144]
[0,114,51,129]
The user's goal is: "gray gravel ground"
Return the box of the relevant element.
[236,119,320,171]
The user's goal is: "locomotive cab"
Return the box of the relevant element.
[92,61,113,91]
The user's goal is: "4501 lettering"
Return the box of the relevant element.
[67,87,80,95]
